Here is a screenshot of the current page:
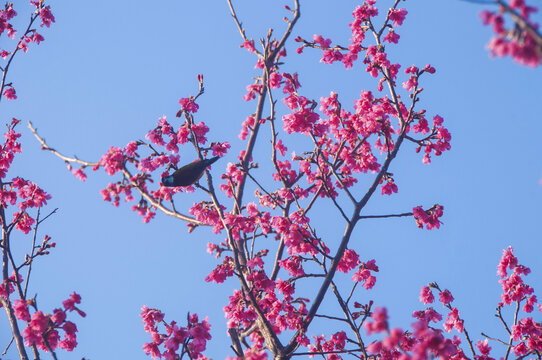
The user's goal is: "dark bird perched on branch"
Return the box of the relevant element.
[161,156,220,187]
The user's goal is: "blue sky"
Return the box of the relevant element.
[2,0,542,359]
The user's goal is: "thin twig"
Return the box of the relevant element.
[358,211,413,220]
[481,332,509,346]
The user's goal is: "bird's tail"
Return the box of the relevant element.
[205,155,220,166]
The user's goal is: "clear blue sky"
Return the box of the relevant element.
[2,0,542,359]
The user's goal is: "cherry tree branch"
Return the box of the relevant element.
[226,0,263,58]
[28,121,203,225]
[0,207,29,360]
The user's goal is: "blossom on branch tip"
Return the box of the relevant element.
[381,178,398,195]
[420,286,435,304]
[413,205,444,230]
[389,8,408,27]
[3,86,17,100]
[38,6,55,28]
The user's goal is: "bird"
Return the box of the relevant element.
[161,156,220,187]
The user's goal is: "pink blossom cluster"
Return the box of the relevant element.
[418,286,465,334]
[364,45,401,90]
[223,289,258,329]
[0,119,22,178]
[281,77,319,135]
[364,305,461,360]
[289,89,398,197]
[189,201,229,234]
[100,182,134,207]
[132,200,157,223]
[223,208,273,241]
[243,83,263,102]
[497,246,535,306]
[220,162,246,198]
[403,64,435,92]
[238,115,255,140]
[412,114,451,165]
[205,256,235,283]
[13,292,85,352]
[309,331,347,359]
[1,2,55,100]
[480,0,541,67]
[0,272,20,301]
[336,247,379,290]
[511,317,542,356]
[412,205,444,230]
[252,182,308,211]
[241,40,256,53]
[0,3,18,39]
[268,71,282,89]
[100,172,157,223]
[337,248,360,273]
[271,160,297,187]
[496,247,541,356]
[295,1,408,71]
[141,306,211,360]
[99,146,125,176]
[37,5,55,28]
[11,177,52,233]
[222,274,309,339]
[178,97,199,113]
[277,74,449,203]
[272,212,323,257]
[381,174,398,195]
[352,259,379,289]
[16,26,45,53]
[3,86,16,99]
[0,121,51,233]
[475,339,494,360]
